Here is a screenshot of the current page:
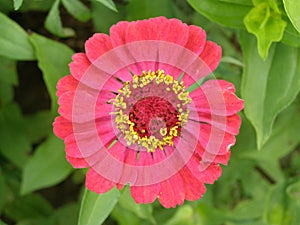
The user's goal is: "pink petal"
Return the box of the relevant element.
[198,124,236,155]
[157,173,185,208]
[110,21,131,47]
[66,155,89,168]
[189,112,242,135]
[179,166,206,201]
[185,25,206,55]
[125,17,189,46]
[86,168,115,194]
[53,116,73,139]
[190,80,244,116]
[130,184,160,204]
[69,53,91,81]
[85,33,113,63]
[199,41,222,72]
[56,75,79,97]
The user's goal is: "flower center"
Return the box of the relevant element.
[110,70,191,152]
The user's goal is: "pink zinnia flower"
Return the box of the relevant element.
[53,17,244,208]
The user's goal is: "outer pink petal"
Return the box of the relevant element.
[189,113,242,135]
[53,116,73,139]
[190,80,244,116]
[110,21,131,47]
[86,168,115,194]
[130,184,160,204]
[199,41,222,72]
[198,124,236,155]
[85,33,113,62]
[195,145,231,165]
[56,75,79,97]
[66,155,89,168]
[125,17,189,46]
[157,173,185,208]
[179,166,206,201]
[69,53,91,81]
[185,25,206,55]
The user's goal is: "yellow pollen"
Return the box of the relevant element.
[110,69,191,152]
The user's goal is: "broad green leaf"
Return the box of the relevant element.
[21,134,73,194]
[286,178,300,202]
[29,33,74,113]
[0,168,7,214]
[0,57,18,86]
[16,218,55,225]
[118,187,154,221]
[0,104,31,168]
[244,2,286,59]
[283,0,300,33]
[264,181,300,225]
[187,0,253,28]
[91,0,125,33]
[196,203,227,225]
[282,18,300,48]
[78,187,120,225]
[0,0,13,13]
[24,111,53,143]
[126,0,173,20]
[165,205,194,225]
[13,0,23,10]
[4,194,53,221]
[45,0,75,37]
[93,0,117,12]
[52,203,79,225]
[20,0,54,11]
[111,205,141,225]
[62,0,91,22]
[239,32,300,149]
[0,221,8,225]
[0,12,35,60]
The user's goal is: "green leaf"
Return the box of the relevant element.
[52,203,79,225]
[187,0,253,28]
[244,2,286,59]
[93,0,117,12]
[29,33,74,113]
[165,205,194,225]
[118,187,154,221]
[0,168,7,214]
[0,104,31,168]
[78,187,120,225]
[282,17,300,47]
[21,134,73,194]
[4,194,53,221]
[286,178,300,203]
[0,57,17,105]
[91,0,125,33]
[126,0,173,20]
[283,0,300,33]
[61,0,91,22]
[239,32,300,149]
[13,0,23,10]
[0,220,8,225]
[45,0,75,37]
[111,205,141,225]
[24,111,53,143]
[0,12,35,60]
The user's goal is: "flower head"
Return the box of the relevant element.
[53,17,244,208]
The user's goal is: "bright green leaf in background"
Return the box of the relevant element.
[29,33,74,113]
[126,0,173,21]
[282,18,300,48]
[283,0,300,33]
[93,0,118,12]
[78,187,120,225]
[187,0,253,29]
[61,0,91,22]
[0,12,35,60]
[13,0,23,10]
[239,32,300,149]
[4,194,53,222]
[45,0,75,37]
[0,104,31,168]
[244,2,286,59]
[21,134,73,195]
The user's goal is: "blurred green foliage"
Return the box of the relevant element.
[0,0,300,225]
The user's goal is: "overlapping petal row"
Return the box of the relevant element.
[53,16,244,208]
